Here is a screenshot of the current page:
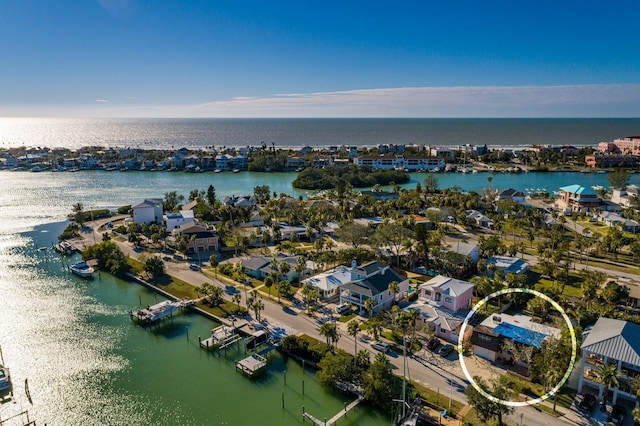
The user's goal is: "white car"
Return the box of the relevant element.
[335,303,351,315]
[371,341,389,353]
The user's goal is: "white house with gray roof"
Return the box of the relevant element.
[339,261,409,315]
[578,317,640,406]
[301,265,353,300]
[132,198,163,224]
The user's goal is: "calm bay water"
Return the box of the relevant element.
[1,169,640,425]
[1,117,640,150]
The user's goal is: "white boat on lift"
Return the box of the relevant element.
[70,261,94,278]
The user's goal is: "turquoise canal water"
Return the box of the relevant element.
[1,169,640,424]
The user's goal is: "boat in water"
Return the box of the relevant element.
[53,241,74,255]
[70,261,94,278]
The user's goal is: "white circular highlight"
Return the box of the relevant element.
[457,288,577,407]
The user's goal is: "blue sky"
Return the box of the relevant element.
[2,0,640,117]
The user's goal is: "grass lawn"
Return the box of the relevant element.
[338,313,357,323]
[410,381,466,418]
[153,276,199,300]
[194,300,237,318]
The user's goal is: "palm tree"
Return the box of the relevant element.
[209,254,219,278]
[319,322,339,351]
[232,293,241,307]
[364,298,374,318]
[347,320,359,367]
[251,297,265,322]
[72,202,84,225]
[406,309,420,353]
[264,275,274,299]
[279,261,290,280]
[389,281,399,305]
[598,363,622,410]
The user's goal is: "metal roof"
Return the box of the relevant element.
[581,317,640,366]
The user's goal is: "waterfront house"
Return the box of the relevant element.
[578,317,640,406]
[484,256,530,276]
[472,313,560,375]
[164,210,195,232]
[555,184,600,214]
[495,188,526,205]
[585,154,638,168]
[611,185,640,208]
[339,261,409,315]
[172,221,219,253]
[301,265,353,300]
[405,300,471,344]
[354,155,444,171]
[132,198,163,225]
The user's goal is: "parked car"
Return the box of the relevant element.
[189,263,201,271]
[438,344,454,357]
[426,338,440,351]
[578,394,597,413]
[371,341,389,353]
[609,404,625,424]
[335,303,351,315]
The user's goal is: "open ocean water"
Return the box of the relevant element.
[1,117,639,150]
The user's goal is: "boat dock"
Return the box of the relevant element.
[199,324,244,350]
[235,353,267,377]
[303,395,365,426]
[130,299,192,324]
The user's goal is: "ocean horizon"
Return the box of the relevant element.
[1,117,639,151]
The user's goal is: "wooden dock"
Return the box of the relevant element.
[303,395,364,425]
[235,353,267,377]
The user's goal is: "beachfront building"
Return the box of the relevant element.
[339,261,409,315]
[301,265,353,300]
[353,155,444,171]
[555,184,600,214]
[471,313,560,375]
[578,317,640,407]
[132,198,163,225]
[597,136,640,156]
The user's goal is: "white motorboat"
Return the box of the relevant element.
[0,364,10,392]
[70,261,94,278]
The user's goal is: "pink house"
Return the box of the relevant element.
[419,275,474,312]
[404,275,475,344]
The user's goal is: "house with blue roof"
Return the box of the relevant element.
[555,184,600,214]
[472,313,560,376]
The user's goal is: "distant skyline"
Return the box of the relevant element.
[2,1,640,118]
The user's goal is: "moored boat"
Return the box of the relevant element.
[70,261,94,278]
[53,241,74,255]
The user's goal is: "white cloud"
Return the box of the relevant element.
[81,84,640,117]
[94,99,109,103]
